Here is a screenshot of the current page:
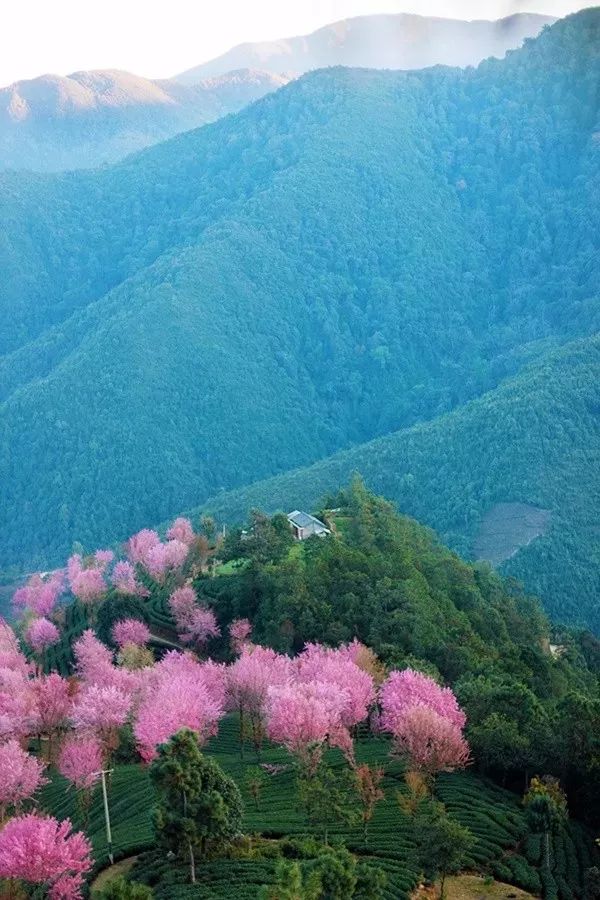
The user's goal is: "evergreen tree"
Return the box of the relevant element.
[149,729,243,883]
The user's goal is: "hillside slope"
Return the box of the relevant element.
[0,10,598,605]
[191,336,600,632]
[0,68,288,171]
[176,12,554,81]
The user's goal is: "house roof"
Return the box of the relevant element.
[287,510,329,531]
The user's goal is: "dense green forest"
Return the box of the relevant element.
[1,11,599,634]
[190,336,600,633]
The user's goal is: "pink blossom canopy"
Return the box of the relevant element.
[0,740,47,811]
[0,814,92,898]
[13,572,64,618]
[387,704,470,775]
[265,679,352,764]
[58,737,102,790]
[229,618,252,654]
[25,617,60,654]
[67,555,106,605]
[379,669,467,733]
[71,684,131,735]
[134,653,225,761]
[112,619,151,648]
[166,517,195,545]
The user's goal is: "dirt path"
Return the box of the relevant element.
[90,856,139,894]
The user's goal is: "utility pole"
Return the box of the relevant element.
[94,769,114,864]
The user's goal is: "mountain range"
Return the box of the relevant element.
[0,68,288,171]
[0,12,552,173]
[0,9,598,633]
[176,11,555,81]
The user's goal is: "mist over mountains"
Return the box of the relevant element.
[176,11,555,81]
[0,11,552,173]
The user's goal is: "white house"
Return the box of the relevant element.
[287,510,331,541]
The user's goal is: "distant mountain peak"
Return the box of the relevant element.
[175,10,556,83]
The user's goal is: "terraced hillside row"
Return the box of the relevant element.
[41,717,600,899]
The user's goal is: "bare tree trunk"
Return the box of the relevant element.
[188,839,196,884]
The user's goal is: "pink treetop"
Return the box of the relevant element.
[387,704,470,775]
[67,555,106,605]
[0,740,47,814]
[32,674,73,735]
[134,668,224,762]
[227,645,292,716]
[169,585,197,628]
[71,684,131,736]
[111,560,147,596]
[25,617,60,655]
[94,550,114,569]
[58,737,103,790]
[229,618,252,654]
[12,572,64,618]
[199,659,228,709]
[126,529,161,566]
[0,619,22,656]
[295,643,375,729]
[112,619,151,648]
[166,517,196,545]
[0,813,92,899]
[144,539,189,581]
[178,607,220,647]
[73,630,113,683]
[379,669,467,734]
[0,664,37,741]
[73,631,141,702]
[265,679,351,768]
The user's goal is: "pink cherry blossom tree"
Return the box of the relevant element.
[126,529,161,566]
[111,560,148,596]
[0,740,47,822]
[134,654,225,761]
[379,669,469,779]
[166,517,196,545]
[67,555,106,618]
[387,705,470,777]
[12,572,64,618]
[0,813,92,900]
[296,643,376,733]
[58,736,103,827]
[265,680,351,774]
[379,669,466,733]
[229,618,252,655]
[178,608,220,649]
[112,619,151,649]
[227,645,292,758]
[71,685,132,758]
[168,586,197,627]
[25,617,60,668]
[32,674,73,760]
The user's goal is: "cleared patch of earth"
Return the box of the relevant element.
[413,875,536,900]
[473,502,551,566]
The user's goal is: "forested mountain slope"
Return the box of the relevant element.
[176,11,554,81]
[0,10,598,608]
[191,336,600,633]
[0,68,288,171]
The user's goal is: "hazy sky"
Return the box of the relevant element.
[1,0,594,86]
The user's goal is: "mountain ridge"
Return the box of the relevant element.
[175,11,556,81]
[0,67,289,171]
